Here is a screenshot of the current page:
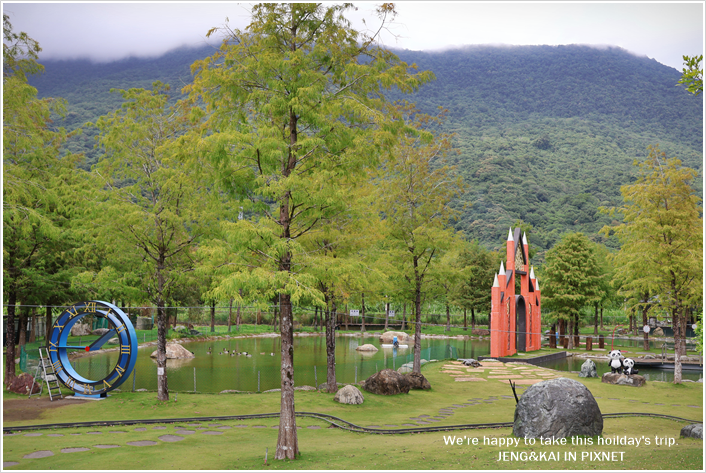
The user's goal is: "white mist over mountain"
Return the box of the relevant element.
[4,2,703,70]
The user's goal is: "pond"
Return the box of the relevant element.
[536,356,703,383]
[70,335,489,393]
[69,335,701,393]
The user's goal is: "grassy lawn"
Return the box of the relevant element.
[3,356,703,470]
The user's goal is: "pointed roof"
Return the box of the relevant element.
[507,228,514,241]
[530,266,535,279]
[499,261,505,274]
[535,279,540,291]
[492,274,499,288]
[522,232,528,245]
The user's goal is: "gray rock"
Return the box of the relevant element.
[333,385,365,405]
[355,344,379,352]
[578,359,597,378]
[513,377,603,439]
[601,372,647,387]
[405,372,432,390]
[361,369,411,395]
[680,424,703,440]
[653,327,664,337]
[70,323,92,337]
[91,328,111,336]
[458,358,481,367]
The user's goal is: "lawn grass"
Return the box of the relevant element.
[3,357,703,470]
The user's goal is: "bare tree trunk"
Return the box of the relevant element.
[412,258,423,373]
[384,303,389,330]
[642,303,650,351]
[445,303,450,331]
[228,298,233,332]
[599,306,604,330]
[567,318,574,349]
[45,305,53,343]
[594,304,599,336]
[156,258,169,402]
[401,303,406,331]
[18,309,28,349]
[326,295,337,393]
[210,301,216,333]
[463,308,467,331]
[361,292,366,333]
[471,307,476,329]
[4,289,17,384]
[276,292,298,459]
[29,310,37,343]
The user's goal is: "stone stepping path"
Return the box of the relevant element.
[23,451,54,459]
[61,447,90,453]
[127,440,159,446]
[95,444,121,448]
[158,435,184,442]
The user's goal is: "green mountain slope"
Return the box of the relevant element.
[28,44,703,259]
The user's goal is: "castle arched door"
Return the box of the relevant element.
[516,296,526,352]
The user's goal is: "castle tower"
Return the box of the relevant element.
[489,228,542,358]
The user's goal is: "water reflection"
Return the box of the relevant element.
[69,335,701,392]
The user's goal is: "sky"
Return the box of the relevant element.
[1,1,704,71]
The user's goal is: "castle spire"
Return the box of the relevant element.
[507,228,514,241]
[493,273,499,288]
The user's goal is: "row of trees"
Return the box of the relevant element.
[4,8,702,461]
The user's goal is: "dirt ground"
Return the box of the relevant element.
[3,396,86,423]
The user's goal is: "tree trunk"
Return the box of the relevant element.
[567,319,574,349]
[326,295,337,393]
[45,305,53,343]
[599,306,604,330]
[210,301,216,333]
[463,308,467,331]
[4,289,17,384]
[412,258,423,373]
[594,304,599,336]
[361,292,366,333]
[344,303,348,331]
[384,303,389,330]
[471,307,476,329]
[445,303,450,331]
[228,298,233,332]
[156,257,169,402]
[401,303,406,331]
[29,310,37,343]
[642,303,650,351]
[276,292,299,459]
[18,309,28,349]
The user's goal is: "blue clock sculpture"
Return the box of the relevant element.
[48,301,138,398]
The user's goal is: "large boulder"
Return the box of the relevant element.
[680,424,703,440]
[7,373,41,395]
[356,344,378,352]
[70,323,92,337]
[361,369,411,395]
[136,317,153,330]
[91,328,111,336]
[150,343,195,359]
[653,327,665,337]
[379,331,410,344]
[334,385,365,405]
[513,377,603,439]
[405,372,431,390]
[578,359,597,378]
[601,372,646,387]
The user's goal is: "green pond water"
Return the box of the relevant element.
[69,335,490,393]
[69,335,701,392]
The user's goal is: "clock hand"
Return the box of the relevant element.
[87,329,117,352]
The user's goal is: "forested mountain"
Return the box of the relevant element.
[28,44,703,260]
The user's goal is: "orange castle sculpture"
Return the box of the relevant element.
[490,228,542,358]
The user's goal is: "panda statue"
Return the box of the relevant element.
[622,358,638,376]
[608,349,624,374]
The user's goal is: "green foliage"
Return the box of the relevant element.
[677,54,703,96]
[602,145,703,320]
[540,232,603,325]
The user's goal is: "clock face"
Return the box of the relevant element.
[48,301,137,397]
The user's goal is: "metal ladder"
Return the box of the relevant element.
[29,347,63,401]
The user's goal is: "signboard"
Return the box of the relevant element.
[350,310,360,317]
[389,310,395,317]
[643,325,651,334]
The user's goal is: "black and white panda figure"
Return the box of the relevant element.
[608,350,624,373]
[622,358,638,376]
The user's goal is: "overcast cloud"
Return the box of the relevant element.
[2,1,703,70]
